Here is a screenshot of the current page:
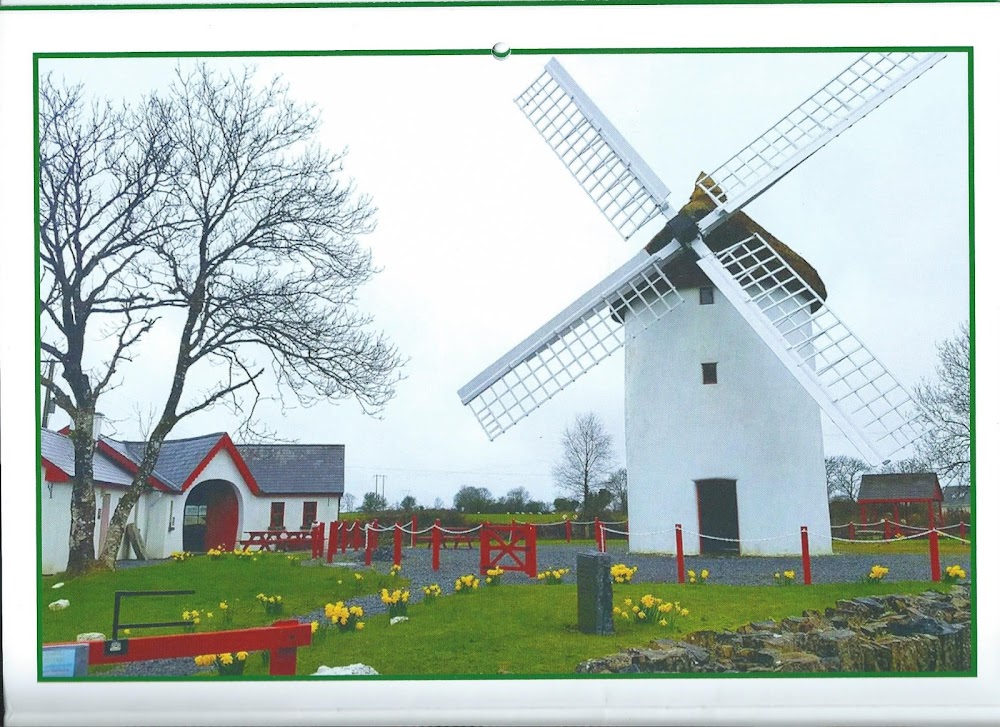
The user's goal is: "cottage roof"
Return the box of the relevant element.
[106,432,227,491]
[942,485,971,508]
[858,472,943,503]
[41,429,133,487]
[236,444,345,496]
[44,428,344,497]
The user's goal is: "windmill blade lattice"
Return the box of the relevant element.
[696,233,930,464]
[459,245,685,439]
[696,52,947,235]
[516,59,676,241]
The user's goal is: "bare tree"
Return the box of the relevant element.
[914,322,970,487]
[553,412,614,511]
[340,493,357,513]
[39,77,175,574]
[42,64,403,572]
[824,455,869,502]
[604,468,628,512]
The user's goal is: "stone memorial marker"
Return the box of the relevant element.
[42,643,89,678]
[577,551,613,635]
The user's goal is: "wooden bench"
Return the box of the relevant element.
[241,530,312,552]
[414,532,476,549]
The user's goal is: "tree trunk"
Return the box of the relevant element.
[65,421,98,575]
[97,431,170,568]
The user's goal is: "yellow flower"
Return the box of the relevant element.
[193,617,201,625]
[237,651,248,660]
[219,602,228,610]
[623,598,633,607]
[311,621,319,633]
[689,577,696,583]
[537,574,545,580]
[784,570,795,579]
[637,611,646,620]
[220,653,234,665]
[613,607,621,614]
[356,622,365,630]
[486,577,492,584]
[659,619,668,626]
[701,569,709,580]
[680,608,690,617]
[122,629,131,635]
[182,611,191,620]
[207,612,213,619]
[687,570,695,578]
[632,606,640,613]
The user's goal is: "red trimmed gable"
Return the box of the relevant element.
[94,440,173,492]
[181,433,262,495]
[41,459,70,483]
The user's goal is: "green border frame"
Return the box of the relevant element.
[33,44,976,682]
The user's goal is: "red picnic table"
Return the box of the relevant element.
[241,529,312,552]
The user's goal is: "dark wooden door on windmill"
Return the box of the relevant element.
[696,479,740,555]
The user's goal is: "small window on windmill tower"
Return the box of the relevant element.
[702,362,718,385]
[699,286,715,305]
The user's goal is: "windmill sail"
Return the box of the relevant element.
[458,243,684,439]
[695,52,947,236]
[692,235,929,464]
[516,59,677,240]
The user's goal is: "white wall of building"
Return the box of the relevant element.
[624,284,832,556]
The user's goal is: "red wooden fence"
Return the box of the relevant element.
[479,524,537,578]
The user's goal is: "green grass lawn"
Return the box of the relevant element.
[293,580,950,677]
[40,553,404,644]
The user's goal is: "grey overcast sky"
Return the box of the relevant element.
[41,51,969,508]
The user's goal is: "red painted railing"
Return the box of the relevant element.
[49,620,312,676]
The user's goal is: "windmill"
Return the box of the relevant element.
[458,53,946,555]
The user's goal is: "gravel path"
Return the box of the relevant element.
[96,544,970,678]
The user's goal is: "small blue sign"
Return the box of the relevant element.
[42,643,89,678]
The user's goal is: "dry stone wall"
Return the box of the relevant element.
[576,586,971,674]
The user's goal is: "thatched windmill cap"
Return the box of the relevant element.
[645,173,828,302]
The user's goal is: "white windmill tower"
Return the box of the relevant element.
[458,53,945,556]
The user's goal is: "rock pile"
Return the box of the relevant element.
[576,586,971,674]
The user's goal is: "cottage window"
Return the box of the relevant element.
[699,286,715,305]
[302,501,318,529]
[702,362,718,385]
[269,502,285,530]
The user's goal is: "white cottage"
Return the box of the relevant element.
[40,427,344,574]
[622,181,833,556]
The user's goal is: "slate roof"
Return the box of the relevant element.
[44,428,344,497]
[41,429,134,487]
[107,432,226,491]
[236,444,345,495]
[858,473,943,502]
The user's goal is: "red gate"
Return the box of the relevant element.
[479,524,537,578]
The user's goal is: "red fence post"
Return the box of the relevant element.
[675,524,685,585]
[353,521,362,551]
[371,518,379,549]
[326,521,338,563]
[594,517,602,550]
[393,522,403,567]
[960,521,967,539]
[340,521,348,553]
[565,518,572,543]
[800,526,812,585]
[268,620,301,676]
[410,515,417,548]
[315,522,325,559]
[364,524,373,566]
[929,529,941,582]
[525,524,538,578]
[883,518,891,541]
[431,519,441,571]
[848,522,856,541]
[893,505,901,537]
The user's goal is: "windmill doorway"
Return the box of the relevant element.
[696,479,740,555]
[182,480,240,552]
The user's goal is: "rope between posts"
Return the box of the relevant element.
[602,527,629,536]
[678,527,798,543]
[935,529,972,544]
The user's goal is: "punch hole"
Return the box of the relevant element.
[491,43,510,60]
